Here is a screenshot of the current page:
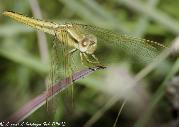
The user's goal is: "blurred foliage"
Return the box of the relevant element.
[0,0,179,127]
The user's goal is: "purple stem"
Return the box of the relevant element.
[5,66,105,123]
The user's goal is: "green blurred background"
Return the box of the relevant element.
[1,0,179,127]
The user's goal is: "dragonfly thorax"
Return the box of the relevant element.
[65,25,97,54]
[78,34,97,54]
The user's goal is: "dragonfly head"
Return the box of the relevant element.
[79,34,97,54]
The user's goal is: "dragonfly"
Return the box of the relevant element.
[2,11,167,90]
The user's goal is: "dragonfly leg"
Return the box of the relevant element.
[83,53,99,64]
[66,48,77,56]
[80,52,85,65]
[91,54,100,63]
[69,48,77,54]
[91,54,106,68]
[71,55,79,71]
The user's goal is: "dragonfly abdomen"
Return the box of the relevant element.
[3,11,59,35]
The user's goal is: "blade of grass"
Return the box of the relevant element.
[5,66,105,123]
[29,0,49,64]
[81,0,129,33]
[0,24,33,36]
[83,96,119,127]
[113,99,127,127]
[83,45,171,127]
[134,58,179,127]
[0,46,48,73]
[133,0,160,37]
[59,0,129,33]
[117,0,179,34]
[59,0,103,25]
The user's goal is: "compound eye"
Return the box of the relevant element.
[82,41,88,46]
[81,38,89,47]
[89,41,95,46]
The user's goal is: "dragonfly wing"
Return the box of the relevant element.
[49,31,73,86]
[46,36,63,111]
[76,24,166,65]
[47,28,80,110]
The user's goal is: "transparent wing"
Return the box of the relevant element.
[75,24,166,66]
[47,28,83,111]
[46,35,64,111]
[48,30,73,87]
